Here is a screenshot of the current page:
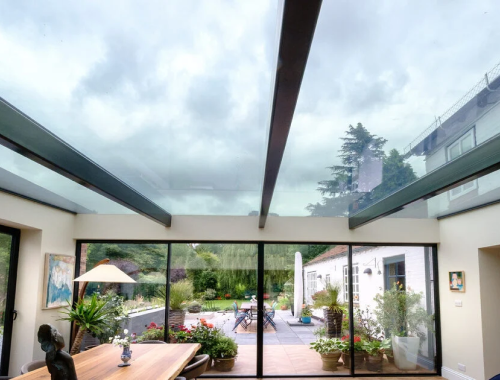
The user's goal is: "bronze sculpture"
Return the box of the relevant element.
[38,324,78,380]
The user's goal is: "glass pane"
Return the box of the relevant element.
[449,143,461,160]
[461,134,473,153]
[355,246,436,375]
[0,145,132,214]
[0,1,280,216]
[264,244,349,376]
[0,232,12,373]
[77,243,168,350]
[391,169,500,219]
[397,261,405,275]
[171,243,257,376]
[269,0,500,217]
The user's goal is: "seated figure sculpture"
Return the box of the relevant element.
[37,324,78,380]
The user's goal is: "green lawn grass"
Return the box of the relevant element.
[205,299,243,310]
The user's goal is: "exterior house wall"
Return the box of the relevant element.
[303,246,431,355]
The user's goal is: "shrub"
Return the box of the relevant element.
[157,279,194,310]
[137,322,164,342]
[233,283,246,299]
[204,288,216,300]
[194,271,218,292]
[312,282,344,313]
[212,336,238,358]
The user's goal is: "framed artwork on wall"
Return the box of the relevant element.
[449,271,465,292]
[43,253,75,309]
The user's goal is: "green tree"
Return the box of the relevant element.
[307,123,387,217]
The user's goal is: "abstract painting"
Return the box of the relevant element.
[43,253,75,309]
[449,271,465,292]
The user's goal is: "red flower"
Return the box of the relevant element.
[207,323,214,328]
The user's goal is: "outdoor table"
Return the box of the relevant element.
[14,343,201,380]
[239,302,271,310]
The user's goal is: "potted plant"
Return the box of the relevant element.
[312,283,344,338]
[301,304,313,324]
[59,293,109,355]
[339,335,366,369]
[187,300,202,313]
[158,279,194,327]
[373,283,434,370]
[212,336,238,372]
[310,338,342,371]
[363,339,391,372]
[278,297,290,310]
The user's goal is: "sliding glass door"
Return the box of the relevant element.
[0,225,20,376]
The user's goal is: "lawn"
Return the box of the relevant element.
[204,299,243,311]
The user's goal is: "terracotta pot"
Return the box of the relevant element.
[366,353,384,372]
[280,305,288,310]
[213,357,236,372]
[341,351,365,369]
[320,351,342,371]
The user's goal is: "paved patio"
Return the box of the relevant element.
[186,309,322,346]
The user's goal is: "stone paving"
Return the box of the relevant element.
[185,309,323,346]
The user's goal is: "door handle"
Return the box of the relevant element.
[12,309,17,321]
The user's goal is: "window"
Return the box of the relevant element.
[325,274,330,284]
[384,255,406,290]
[306,271,317,300]
[343,264,359,303]
[447,128,477,199]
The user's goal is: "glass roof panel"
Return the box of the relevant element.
[390,168,500,219]
[0,144,133,214]
[0,1,280,216]
[270,0,500,217]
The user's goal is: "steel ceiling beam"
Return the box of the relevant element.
[0,98,172,227]
[259,0,322,228]
[349,134,500,229]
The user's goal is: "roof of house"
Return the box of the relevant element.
[303,245,374,266]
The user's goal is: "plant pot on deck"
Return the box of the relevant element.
[320,351,342,371]
[213,357,236,372]
[169,309,186,327]
[366,353,384,372]
[323,309,343,338]
[342,351,365,369]
[302,316,311,324]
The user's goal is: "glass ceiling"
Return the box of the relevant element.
[0,1,280,216]
[270,0,500,217]
[1,1,500,224]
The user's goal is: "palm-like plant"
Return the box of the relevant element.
[312,282,344,313]
[59,294,109,355]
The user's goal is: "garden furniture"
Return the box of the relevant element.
[179,354,210,380]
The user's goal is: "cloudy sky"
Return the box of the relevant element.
[0,0,499,217]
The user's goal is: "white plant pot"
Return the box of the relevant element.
[392,336,419,370]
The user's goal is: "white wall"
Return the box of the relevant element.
[0,192,75,377]
[438,202,500,380]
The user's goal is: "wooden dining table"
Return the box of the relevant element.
[14,343,201,380]
[239,302,271,310]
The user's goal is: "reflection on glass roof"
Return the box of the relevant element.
[270,1,500,217]
[0,1,280,216]
[0,145,133,214]
[390,168,500,219]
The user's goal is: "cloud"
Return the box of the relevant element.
[0,0,499,217]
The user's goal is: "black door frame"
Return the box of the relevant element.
[74,240,441,378]
[0,225,20,376]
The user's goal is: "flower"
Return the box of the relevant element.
[207,323,214,328]
[124,329,128,335]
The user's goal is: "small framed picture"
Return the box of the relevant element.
[43,253,75,309]
[449,271,465,292]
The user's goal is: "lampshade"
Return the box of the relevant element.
[73,265,136,283]
[363,268,372,275]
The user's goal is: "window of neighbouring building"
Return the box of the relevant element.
[343,264,359,303]
[325,274,330,284]
[447,128,477,199]
[384,255,406,290]
[306,271,317,300]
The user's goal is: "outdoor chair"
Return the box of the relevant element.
[20,360,46,374]
[138,340,167,344]
[232,302,249,331]
[0,376,13,379]
[180,354,210,380]
[490,375,500,380]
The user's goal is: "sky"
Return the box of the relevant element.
[0,0,499,217]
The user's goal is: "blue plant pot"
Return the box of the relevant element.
[302,316,311,324]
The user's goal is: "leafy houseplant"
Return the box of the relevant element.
[312,283,344,338]
[310,338,342,371]
[59,294,109,355]
[212,336,238,372]
[363,339,391,372]
[373,283,434,370]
